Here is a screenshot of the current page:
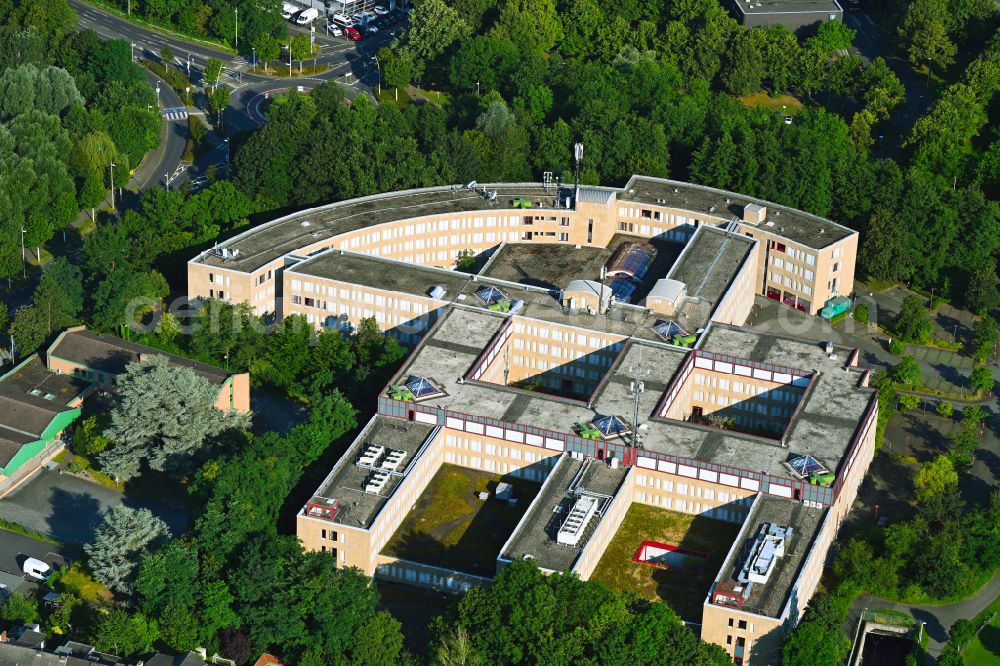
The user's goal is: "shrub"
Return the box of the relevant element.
[854,303,869,324]
[889,338,906,355]
[898,394,920,411]
[936,401,954,418]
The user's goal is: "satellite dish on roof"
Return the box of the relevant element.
[466,180,477,190]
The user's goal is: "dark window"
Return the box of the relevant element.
[728,619,734,627]
[291,295,302,305]
[588,219,594,243]
[560,217,570,226]
[726,636,733,645]
[737,620,747,630]
[304,297,316,307]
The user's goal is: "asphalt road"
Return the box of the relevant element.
[849,572,1000,660]
[0,530,67,577]
[70,0,392,191]
[0,470,187,546]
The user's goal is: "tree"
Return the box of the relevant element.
[0,593,38,624]
[346,611,408,666]
[160,44,173,63]
[782,592,852,666]
[32,257,82,333]
[455,249,477,272]
[892,356,922,386]
[894,296,934,343]
[397,0,469,79]
[898,393,920,411]
[972,316,998,362]
[209,86,230,123]
[84,504,170,594]
[0,64,83,120]
[948,618,976,651]
[859,209,906,281]
[72,414,114,455]
[431,559,729,664]
[964,264,999,315]
[251,32,280,70]
[915,455,959,503]
[970,366,994,395]
[9,305,48,356]
[203,57,223,88]
[220,629,253,664]
[492,0,563,55]
[290,33,313,62]
[936,400,954,418]
[100,355,251,481]
[91,268,169,331]
[94,609,159,656]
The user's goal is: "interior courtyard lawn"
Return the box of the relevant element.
[590,503,742,621]
[382,464,540,577]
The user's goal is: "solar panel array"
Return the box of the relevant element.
[609,277,637,303]
[620,250,651,279]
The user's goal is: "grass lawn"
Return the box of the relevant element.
[382,464,540,577]
[53,565,114,604]
[590,504,742,621]
[738,91,805,115]
[964,597,1000,665]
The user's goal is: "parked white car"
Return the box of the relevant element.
[373,5,389,14]
[296,7,319,24]
[327,23,343,36]
[22,557,52,581]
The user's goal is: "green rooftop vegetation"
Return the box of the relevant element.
[382,464,540,577]
[590,503,741,621]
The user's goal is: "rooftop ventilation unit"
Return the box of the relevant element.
[428,285,446,299]
[738,523,793,585]
[300,220,311,227]
[556,495,598,546]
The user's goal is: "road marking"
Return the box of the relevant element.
[162,107,189,120]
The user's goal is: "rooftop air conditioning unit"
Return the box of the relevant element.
[301,220,311,227]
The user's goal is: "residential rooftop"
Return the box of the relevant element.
[312,417,437,529]
[0,386,71,466]
[717,495,826,618]
[48,328,231,386]
[393,309,874,482]
[501,456,629,572]
[0,355,90,406]
[621,176,854,249]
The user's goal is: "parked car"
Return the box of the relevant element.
[281,2,298,19]
[373,4,389,14]
[345,25,361,40]
[22,557,52,581]
[366,24,379,33]
[327,23,343,36]
[296,7,318,24]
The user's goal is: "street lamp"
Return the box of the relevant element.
[476,80,480,95]
[165,172,170,191]
[109,161,116,211]
[131,42,135,60]
[224,138,230,166]
[252,46,256,72]
[371,55,381,96]
[20,228,26,279]
[234,7,239,49]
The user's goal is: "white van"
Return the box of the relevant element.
[331,13,351,26]
[22,557,52,581]
[282,2,298,19]
[296,7,319,24]
[355,10,375,24]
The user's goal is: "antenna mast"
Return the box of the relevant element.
[628,358,648,448]
[573,142,583,203]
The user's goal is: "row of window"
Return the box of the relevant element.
[768,271,813,296]
[770,256,815,281]
[376,563,476,592]
[511,324,621,349]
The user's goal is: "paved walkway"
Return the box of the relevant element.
[848,571,1000,660]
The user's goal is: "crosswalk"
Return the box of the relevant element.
[162,107,189,121]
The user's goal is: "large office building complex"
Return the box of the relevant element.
[188,177,870,664]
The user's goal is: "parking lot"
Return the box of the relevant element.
[0,470,187,546]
